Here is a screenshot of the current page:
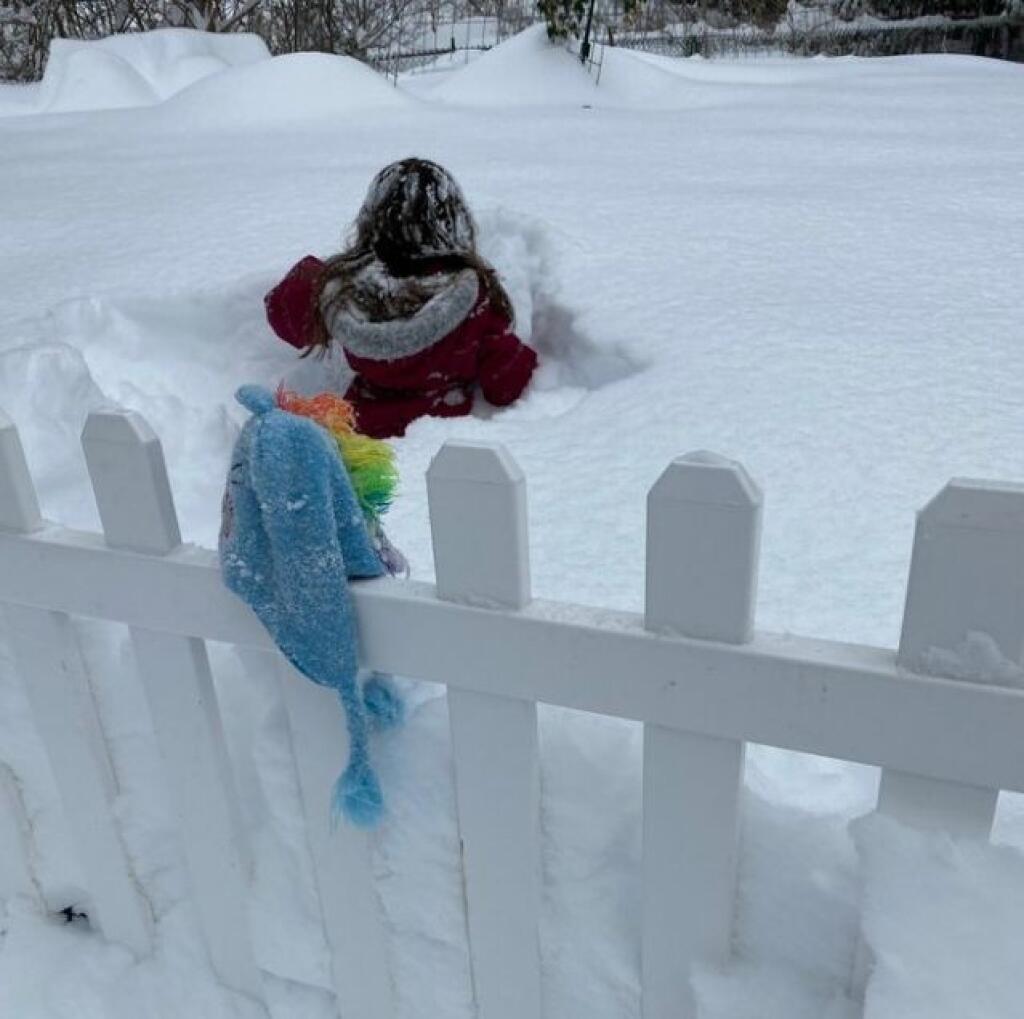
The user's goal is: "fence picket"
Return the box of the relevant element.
[275,656,395,1019]
[427,441,541,1019]
[852,479,1024,998]
[3,604,153,951]
[1,408,152,954]
[0,415,44,907]
[81,410,261,998]
[0,763,38,906]
[642,452,762,1019]
[898,480,1024,674]
[885,479,1024,837]
[0,409,42,533]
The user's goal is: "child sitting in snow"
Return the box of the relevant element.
[265,157,538,439]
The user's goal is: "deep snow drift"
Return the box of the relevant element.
[159,51,411,127]
[429,24,599,106]
[2,25,1024,1019]
[38,29,270,113]
[6,28,406,121]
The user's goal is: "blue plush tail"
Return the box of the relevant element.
[332,676,388,828]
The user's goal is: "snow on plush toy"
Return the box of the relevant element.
[219,384,403,827]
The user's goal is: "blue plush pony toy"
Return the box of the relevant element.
[219,385,402,827]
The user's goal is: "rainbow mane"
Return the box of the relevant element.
[276,386,398,530]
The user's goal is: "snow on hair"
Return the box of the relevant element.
[309,158,514,356]
[355,158,477,259]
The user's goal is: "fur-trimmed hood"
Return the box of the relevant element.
[321,260,480,362]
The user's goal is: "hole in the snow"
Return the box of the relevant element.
[529,290,639,392]
[36,213,642,434]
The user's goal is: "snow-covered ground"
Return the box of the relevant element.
[1,25,1023,1019]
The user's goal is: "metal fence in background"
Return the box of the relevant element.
[366,0,1022,85]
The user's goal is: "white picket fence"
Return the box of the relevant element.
[1,402,1024,1019]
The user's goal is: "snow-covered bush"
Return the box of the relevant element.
[0,0,436,80]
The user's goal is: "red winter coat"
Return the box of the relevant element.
[265,255,537,439]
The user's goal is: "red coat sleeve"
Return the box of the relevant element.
[477,312,538,407]
[264,255,325,350]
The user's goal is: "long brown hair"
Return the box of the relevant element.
[308,158,513,356]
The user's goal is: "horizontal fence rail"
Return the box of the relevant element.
[1,403,1023,1019]
[3,525,1024,790]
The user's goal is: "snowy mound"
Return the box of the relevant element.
[593,48,727,110]
[38,46,159,113]
[431,24,597,107]
[585,47,808,110]
[160,51,409,127]
[37,29,269,113]
[425,24,766,110]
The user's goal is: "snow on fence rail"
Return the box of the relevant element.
[1,402,1023,1017]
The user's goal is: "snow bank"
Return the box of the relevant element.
[598,46,1024,110]
[605,48,827,90]
[427,25,822,110]
[589,47,792,110]
[855,815,1024,1017]
[26,30,399,123]
[39,282,291,540]
[0,82,41,118]
[588,49,704,110]
[36,29,269,114]
[0,343,107,529]
[38,47,159,113]
[583,48,849,110]
[431,24,598,107]
[160,52,409,128]
[428,31,1021,113]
